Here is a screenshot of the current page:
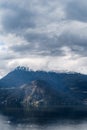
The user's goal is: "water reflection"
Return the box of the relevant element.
[0,114,87,130]
[0,109,87,130]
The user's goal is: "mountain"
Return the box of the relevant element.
[0,66,65,89]
[0,66,87,113]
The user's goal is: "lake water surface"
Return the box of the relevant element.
[0,114,87,130]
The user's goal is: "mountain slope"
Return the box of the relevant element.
[0,79,82,110]
[0,66,87,111]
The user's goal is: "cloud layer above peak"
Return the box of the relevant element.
[0,0,87,77]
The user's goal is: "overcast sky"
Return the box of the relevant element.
[0,0,87,77]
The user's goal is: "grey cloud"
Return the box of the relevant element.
[58,30,87,56]
[10,29,87,57]
[0,0,65,57]
[3,27,87,58]
[0,55,16,60]
[0,2,36,33]
[66,0,87,22]
[0,50,19,60]
[0,0,87,58]
[10,41,63,56]
[1,0,87,76]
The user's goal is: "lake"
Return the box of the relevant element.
[0,114,87,130]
